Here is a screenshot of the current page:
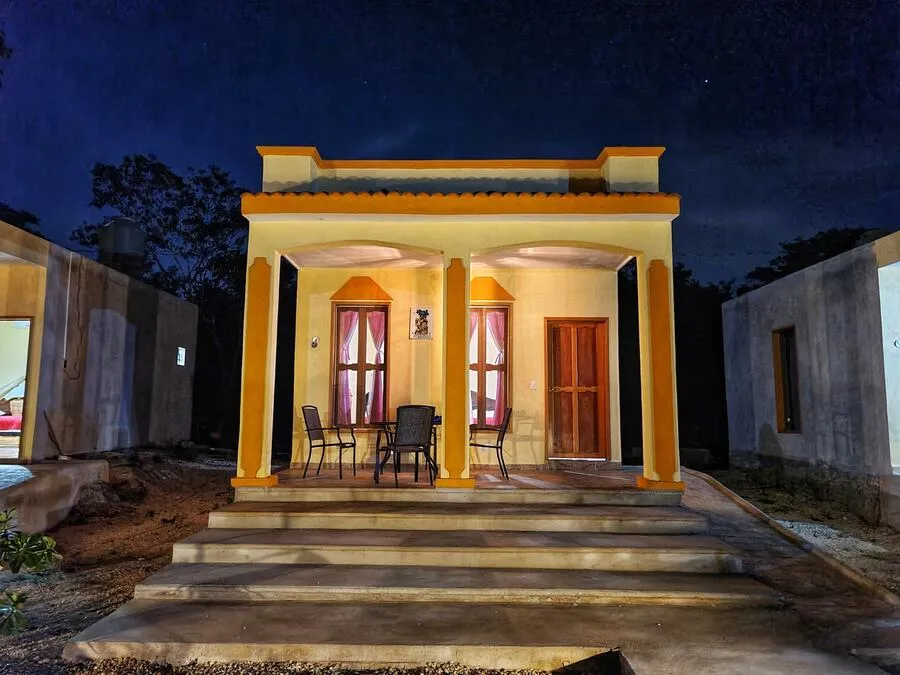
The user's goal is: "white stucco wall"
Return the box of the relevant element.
[878,263,900,471]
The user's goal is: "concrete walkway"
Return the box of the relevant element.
[680,471,900,672]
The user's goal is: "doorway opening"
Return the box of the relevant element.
[0,318,32,459]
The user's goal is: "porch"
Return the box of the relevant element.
[232,146,683,493]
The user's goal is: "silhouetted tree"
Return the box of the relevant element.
[0,203,41,236]
[71,155,249,447]
[741,227,891,292]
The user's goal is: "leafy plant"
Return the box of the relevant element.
[0,591,26,635]
[0,509,61,635]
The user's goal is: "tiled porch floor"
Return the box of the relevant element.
[275,466,640,490]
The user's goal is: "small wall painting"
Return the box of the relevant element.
[409,307,433,340]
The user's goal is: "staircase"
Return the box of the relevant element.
[64,481,779,670]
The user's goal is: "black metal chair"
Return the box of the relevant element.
[470,407,513,480]
[374,405,437,487]
[301,405,356,479]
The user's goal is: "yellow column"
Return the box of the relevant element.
[435,256,475,488]
[232,256,279,488]
[636,258,683,491]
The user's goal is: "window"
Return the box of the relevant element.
[772,327,801,432]
[469,306,509,427]
[333,305,388,426]
[176,347,187,367]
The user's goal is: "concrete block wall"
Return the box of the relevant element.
[722,237,899,526]
[1,220,198,461]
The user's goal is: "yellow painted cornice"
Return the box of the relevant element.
[242,191,680,216]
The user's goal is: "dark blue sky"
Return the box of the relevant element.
[1,0,898,281]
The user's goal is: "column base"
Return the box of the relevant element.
[231,475,279,488]
[636,476,685,491]
[434,477,476,489]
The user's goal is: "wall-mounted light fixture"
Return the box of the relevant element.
[311,336,319,349]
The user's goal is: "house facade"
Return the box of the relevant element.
[0,219,197,462]
[234,146,683,491]
[723,231,900,527]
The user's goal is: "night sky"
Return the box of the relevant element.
[1,0,898,281]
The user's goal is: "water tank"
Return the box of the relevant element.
[98,216,148,279]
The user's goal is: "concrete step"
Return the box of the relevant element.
[209,502,708,534]
[235,485,683,506]
[64,601,878,673]
[171,528,742,573]
[135,563,779,607]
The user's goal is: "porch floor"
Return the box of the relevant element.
[275,466,640,490]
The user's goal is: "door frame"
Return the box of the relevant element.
[543,317,610,460]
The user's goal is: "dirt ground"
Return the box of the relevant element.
[0,448,234,675]
[712,468,900,596]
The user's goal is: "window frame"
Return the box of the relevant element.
[469,304,511,429]
[331,303,390,428]
[772,326,801,433]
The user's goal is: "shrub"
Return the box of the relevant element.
[0,508,61,635]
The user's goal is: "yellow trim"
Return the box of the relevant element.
[648,259,678,484]
[470,277,514,302]
[636,476,685,492]
[242,192,680,216]
[435,478,477,489]
[232,257,279,488]
[442,258,468,483]
[255,145,665,168]
[231,475,279,487]
[330,276,393,302]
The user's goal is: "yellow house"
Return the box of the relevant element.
[233,145,682,491]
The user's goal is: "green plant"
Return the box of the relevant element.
[0,509,61,635]
[0,591,27,635]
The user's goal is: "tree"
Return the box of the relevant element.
[0,203,41,236]
[71,155,249,446]
[741,227,891,292]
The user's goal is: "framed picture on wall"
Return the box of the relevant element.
[409,307,433,340]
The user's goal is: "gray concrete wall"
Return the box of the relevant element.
[723,237,898,524]
[34,244,198,459]
[724,243,890,473]
[1,220,198,461]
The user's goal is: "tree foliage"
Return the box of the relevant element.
[71,155,247,303]
[741,227,891,292]
[0,202,41,236]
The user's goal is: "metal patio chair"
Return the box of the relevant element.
[301,405,356,479]
[470,406,513,480]
[374,405,437,487]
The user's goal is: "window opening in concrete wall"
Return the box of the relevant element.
[0,318,32,459]
[176,346,187,367]
[772,326,801,433]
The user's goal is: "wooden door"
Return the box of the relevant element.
[546,319,610,458]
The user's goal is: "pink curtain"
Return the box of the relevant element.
[366,309,386,423]
[470,311,478,423]
[337,310,359,424]
[486,310,506,425]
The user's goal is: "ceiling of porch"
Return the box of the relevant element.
[286,245,443,269]
[284,244,631,270]
[471,246,630,270]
